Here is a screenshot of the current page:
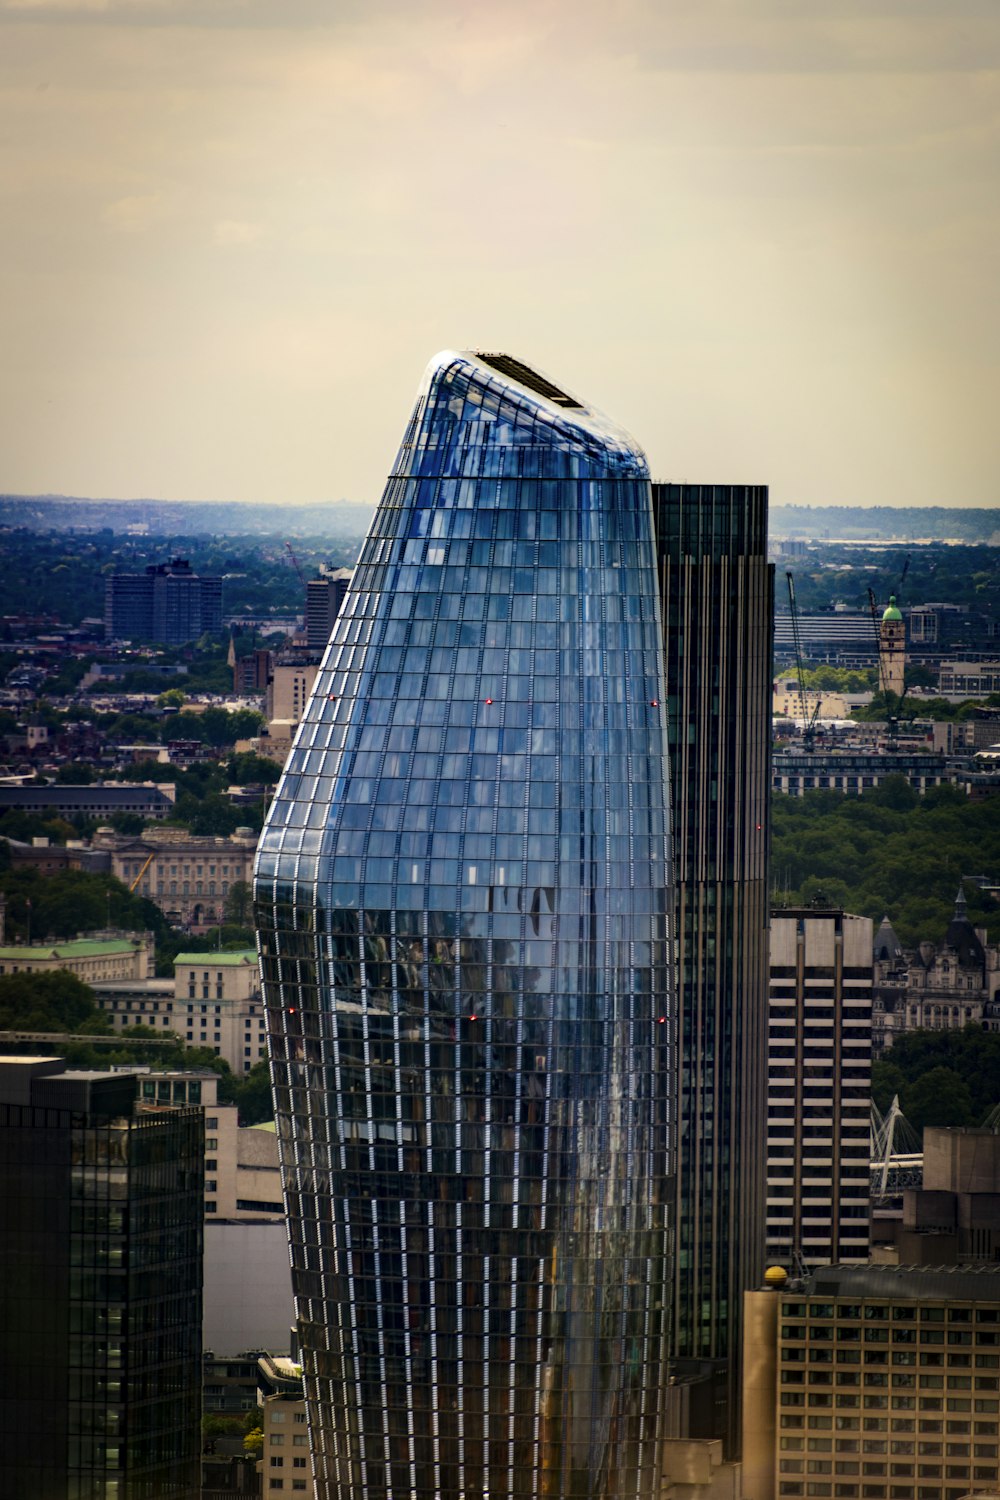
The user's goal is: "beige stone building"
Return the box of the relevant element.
[265,654,319,726]
[773,678,873,721]
[174,950,267,1071]
[96,825,257,930]
[872,897,1000,1052]
[251,651,320,764]
[0,931,154,983]
[96,949,267,1074]
[131,1068,282,1222]
[771,1264,1000,1500]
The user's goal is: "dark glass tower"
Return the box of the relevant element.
[651,483,772,1454]
[0,1057,204,1500]
[256,352,674,1500]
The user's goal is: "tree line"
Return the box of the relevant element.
[771,778,1000,950]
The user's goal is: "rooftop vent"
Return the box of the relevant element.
[476,353,583,409]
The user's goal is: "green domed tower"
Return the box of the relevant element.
[880,593,906,695]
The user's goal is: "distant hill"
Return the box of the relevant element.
[771,505,1000,544]
[4,495,998,546]
[0,495,376,538]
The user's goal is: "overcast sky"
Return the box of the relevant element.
[1,0,997,508]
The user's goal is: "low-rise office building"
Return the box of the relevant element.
[771,1264,1000,1500]
[95,950,267,1073]
[126,1069,281,1221]
[0,780,177,819]
[773,750,950,798]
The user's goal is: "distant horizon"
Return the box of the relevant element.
[2,492,999,514]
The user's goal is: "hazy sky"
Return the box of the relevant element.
[1,0,998,508]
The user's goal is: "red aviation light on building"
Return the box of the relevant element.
[650,699,659,707]
[484,699,493,706]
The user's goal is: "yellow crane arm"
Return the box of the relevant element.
[129,851,156,893]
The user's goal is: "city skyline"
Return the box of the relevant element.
[1,3,998,508]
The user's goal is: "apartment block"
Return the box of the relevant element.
[775,1264,1000,1500]
[767,909,873,1269]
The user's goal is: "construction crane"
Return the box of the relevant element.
[786,571,822,752]
[897,554,911,601]
[284,541,307,589]
[129,850,156,893]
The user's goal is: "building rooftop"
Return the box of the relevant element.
[0,783,174,806]
[0,937,143,960]
[173,949,257,967]
[809,1263,1000,1303]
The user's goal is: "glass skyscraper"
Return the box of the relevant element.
[256,351,674,1500]
[652,483,772,1455]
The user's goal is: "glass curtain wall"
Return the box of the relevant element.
[256,351,674,1500]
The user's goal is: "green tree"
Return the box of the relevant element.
[55,762,96,784]
[871,1060,907,1114]
[226,752,281,786]
[0,970,109,1033]
[219,1060,273,1125]
[871,774,919,812]
[905,1067,974,1132]
[0,867,167,946]
[224,880,253,926]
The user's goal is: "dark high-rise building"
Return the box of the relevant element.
[0,1056,204,1500]
[256,351,674,1500]
[651,483,772,1452]
[305,569,352,653]
[104,557,223,644]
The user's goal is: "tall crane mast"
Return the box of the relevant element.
[284,541,307,589]
[786,571,821,753]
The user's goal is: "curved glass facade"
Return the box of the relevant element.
[255,351,674,1500]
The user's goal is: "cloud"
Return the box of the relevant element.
[102,191,171,232]
[212,218,265,245]
[0,0,997,506]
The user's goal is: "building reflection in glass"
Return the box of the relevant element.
[256,351,674,1500]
